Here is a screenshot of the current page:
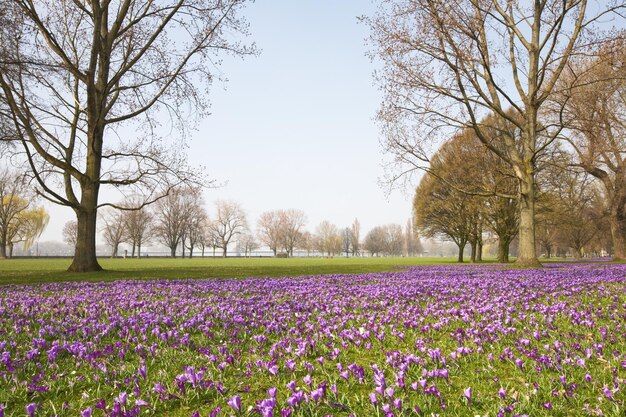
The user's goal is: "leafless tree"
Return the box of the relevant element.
[557,38,626,259]
[364,226,386,257]
[257,211,282,256]
[279,209,307,257]
[237,231,259,257]
[350,218,361,256]
[122,199,153,258]
[364,0,624,267]
[63,220,77,249]
[207,200,247,257]
[404,219,422,257]
[101,209,126,258]
[185,204,207,259]
[154,186,200,257]
[0,0,255,272]
[314,221,342,256]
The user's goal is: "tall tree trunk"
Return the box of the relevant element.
[222,243,227,257]
[189,246,194,258]
[609,199,626,260]
[8,242,13,258]
[131,243,136,258]
[457,240,466,263]
[68,202,102,272]
[138,242,142,258]
[497,239,510,263]
[170,245,177,257]
[0,231,7,259]
[476,241,483,262]
[470,241,477,263]
[516,171,541,267]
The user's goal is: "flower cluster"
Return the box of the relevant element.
[0,263,625,416]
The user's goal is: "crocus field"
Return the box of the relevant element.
[1,263,625,417]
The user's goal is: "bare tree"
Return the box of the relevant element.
[257,211,282,256]
[314,221,342,256]
[0,0,255,272]
[122,199,153,258]
[154,187,199,257]
[237,231,259,257]
[279,209,307,257]
[365,0,624,267]
[364,226,386,257]
[350,218,361,256]
[207,200,247,257]
[101,209,126,258]
[185,205,207,259]
[63,220,77,249]
[557,39,626,259]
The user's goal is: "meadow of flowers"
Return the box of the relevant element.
[0,263,625,416]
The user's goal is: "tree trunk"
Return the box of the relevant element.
[222,244,227,257]
[138,242,142,258]
[476,241,483,262]
[497,239,510,263]
[131,242,136,258]
[170,245,177,257]
[516,171,541,267]
[111,243,118,258]
[457,240,466,263]
[609,201,626,260]
[8,242,13,258]
[68,204,102,272]
[0,230,7,259]
[470,241,477,263]
[189,245,194,258]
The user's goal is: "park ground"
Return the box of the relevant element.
[0,256,469,285]
[0,256,616,285]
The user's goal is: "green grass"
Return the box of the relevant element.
[0,256,463,285]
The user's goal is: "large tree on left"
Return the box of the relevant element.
[0,0,254,272]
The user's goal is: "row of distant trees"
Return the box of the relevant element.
[60,186,422,258]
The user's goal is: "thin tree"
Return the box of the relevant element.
[350,218,361,256]
[101,209,126,258]
[365,0,624,267]
[122,201,152,258]
[279,209,307,257]
[0,0,255,272]
[63,220,77,250]
[257,211,282,256]
[207,200,247,257]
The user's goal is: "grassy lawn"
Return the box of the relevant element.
[0,256,464,285]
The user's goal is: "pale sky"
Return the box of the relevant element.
[38,0,417,244]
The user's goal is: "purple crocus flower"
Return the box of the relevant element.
[464,387,472,404]
[26,403,37,417]
[498,388,506,399]
[369,392,378,404]
[227,395,242,412]
[311,387,324,402]
[80,408,92,417]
